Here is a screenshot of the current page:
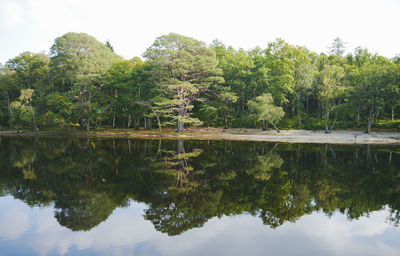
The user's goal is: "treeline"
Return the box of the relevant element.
[0,32,399,132]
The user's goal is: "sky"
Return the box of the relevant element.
[0,0,400,63]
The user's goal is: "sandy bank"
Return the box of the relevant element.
[1,128,400,145]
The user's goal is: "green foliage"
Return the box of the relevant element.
[0,66,19,128]
[6,52,50,89]
[315,64,346,132]
[10,89,36,128]
[374,119,400,130]
[105,40,115,52]
[247,93,285,131]
[50,32,119,86]
[1,32,400,132]
[350,60,398,132]
[329,37,346,56]
[260,39,297,106]
[49,32,120,130]
[43,93,75,127]
[144,33,223,132]
[103,58,150,128]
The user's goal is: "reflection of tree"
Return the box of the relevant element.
[149,140,203,192]
[145,139,215,235]
[1,138,400,234]
[145,190,222,236]
[246,152,283,181]
[55,191,118,231]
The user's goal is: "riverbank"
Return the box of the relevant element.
[1,128,400,145]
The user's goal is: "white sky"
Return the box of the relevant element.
[0,0,400,63]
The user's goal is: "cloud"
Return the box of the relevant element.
[0,207,30,240]
[0,0,25,28]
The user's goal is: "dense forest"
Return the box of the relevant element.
[1,32,399,132]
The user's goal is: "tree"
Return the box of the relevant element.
[352,62,397,133]
[136,96,176,131]
[216,89,238,128]
[0,66,18,128]
[10,89,39,131]
[6,52,51,130]
[247,93,285,132]
[6,52,50,90]
[103,58,150,128]
[213,44,255,125]
[393,55,400,65]
[315,64,346,133]
[329,37,346,56]
[105,40,115,53]
[383,64,400,120]
[196,85,238,128]
[348,47,375,67]
[43,93,75,127]
[294,63,317,126]
[50,33,119,86]
[144,33,223,132]
[262,39,297,107]
[50,32,119,130]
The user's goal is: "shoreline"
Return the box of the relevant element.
[1,128,400,145]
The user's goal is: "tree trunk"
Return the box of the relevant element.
[177,120,184,132]
[329,98,341,131]
[112,110,116,128]
[224,113,228,129]
[177,109,185,132]
[392,106,395,121]
[29,103,39,132]
[156,116,162,131]
[269,121,280,133]
[85,120,90,131]
[6,93,13,128]
[134,117,140,129]
[177,139,185,154]
[127,114,132,128]
[113,89,118,128]
[137,118,140,129]
[329,117,337,131]
[297,95,301,127]
[325,111,330,134]
[366,108,374,133]
[356,107,360,123]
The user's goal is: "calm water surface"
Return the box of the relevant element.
[0,138,400,256]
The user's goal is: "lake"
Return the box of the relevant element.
[0,137,400,256]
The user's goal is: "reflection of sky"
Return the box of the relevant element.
[0,196,399,256]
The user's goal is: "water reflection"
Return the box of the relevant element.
[0,197,399,256]
[1,138,400,254]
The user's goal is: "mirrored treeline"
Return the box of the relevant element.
[1,137,400,235]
